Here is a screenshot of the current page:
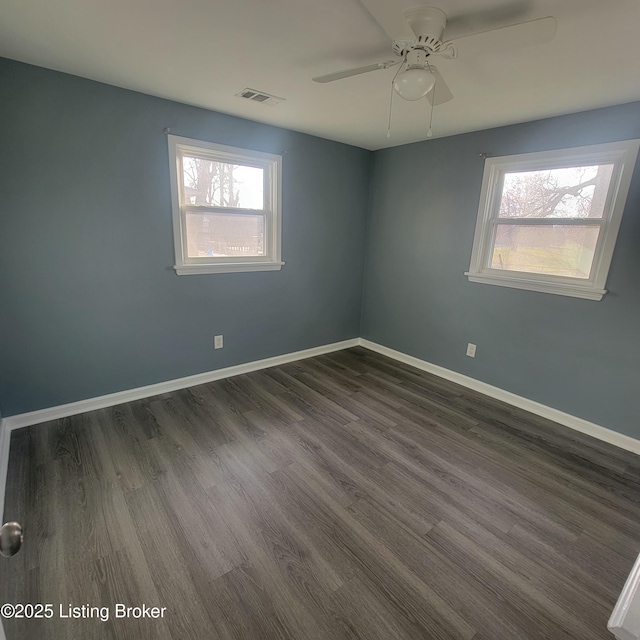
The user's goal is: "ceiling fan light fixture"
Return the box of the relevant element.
[393,66,436,101]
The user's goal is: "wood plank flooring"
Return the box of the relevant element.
[1,346,639,639]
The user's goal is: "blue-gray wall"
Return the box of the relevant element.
[0,58,370,415]
[361,102,640,439]
[2,56,639,441]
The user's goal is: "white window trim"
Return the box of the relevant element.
[465,140,639,300]
[167,135,284,275]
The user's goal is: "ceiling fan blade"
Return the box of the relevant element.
[444,1,534,41]
[360,0,415,42]
[313,60,399,83]
[447,16,556,54]
[426,66,453,106]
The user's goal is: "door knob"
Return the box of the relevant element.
[0,522,23,558]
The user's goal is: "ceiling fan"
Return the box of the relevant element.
[313,1,557,106]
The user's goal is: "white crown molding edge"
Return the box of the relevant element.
[359,339,640,456]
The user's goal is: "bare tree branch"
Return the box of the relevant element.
[499,167,606,219]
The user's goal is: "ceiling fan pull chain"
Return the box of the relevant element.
[387,62,404,138]
[387,84,393,138]
[427,63,435,138]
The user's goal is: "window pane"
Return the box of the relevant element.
[499,164,614,219]
[185,213,265,258]
[491,224,600,278]
[182,156,264,209]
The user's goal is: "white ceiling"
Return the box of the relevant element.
[2,0,640,150]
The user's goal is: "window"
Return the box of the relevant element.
[167,135,283,275]
[466,140,639,300]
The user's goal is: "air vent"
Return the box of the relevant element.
[235,88,285,106]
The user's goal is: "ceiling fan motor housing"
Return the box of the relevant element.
[393,6,448,56]
[405,49,430,69]
[405,7,447,39]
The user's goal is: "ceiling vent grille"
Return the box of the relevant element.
[235,88,285,106]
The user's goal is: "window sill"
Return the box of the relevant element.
[464,272,606,301]
[174,261,285,275]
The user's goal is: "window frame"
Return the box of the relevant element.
[465,139,639,300]
[167,134,283,275]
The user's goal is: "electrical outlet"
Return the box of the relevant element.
[466,343,477,358]
[214,334,224,350]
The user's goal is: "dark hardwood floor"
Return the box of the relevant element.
[1,346,639,639]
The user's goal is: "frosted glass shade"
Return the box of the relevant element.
[393,67,436,101]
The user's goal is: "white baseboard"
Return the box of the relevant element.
[2,338,360,432]
[0,335,636,640]
[360,339,640,456]
[0,336,637,513]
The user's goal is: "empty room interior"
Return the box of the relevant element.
[1,0,640,638]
